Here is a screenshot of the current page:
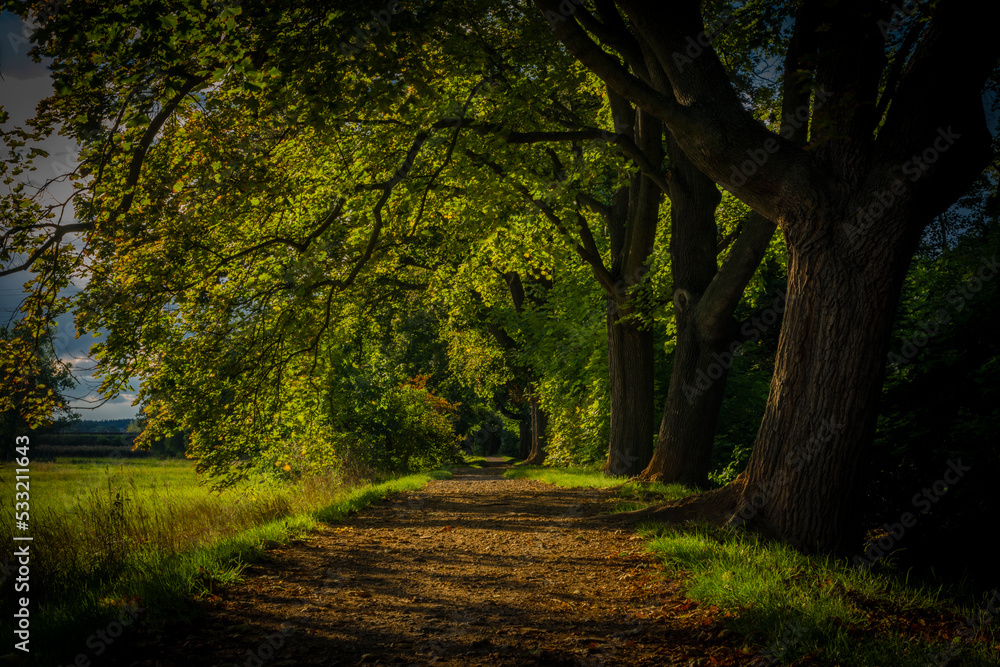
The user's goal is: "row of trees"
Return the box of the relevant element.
[1,0,997,554]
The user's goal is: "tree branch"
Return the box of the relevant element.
[466,149,618,295]
[695,211,776,340]
[342,131,430,288]
[540,0,820,228]
[0,223,92,277]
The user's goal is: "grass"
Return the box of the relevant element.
[0,458,447,665]
[504,464,626,488]
[503,465,694,510]
[460,454,515,468]
[505,464,1000,664]
[614,480,696,511]
[12,457,993,665]
[641,523,1000,666]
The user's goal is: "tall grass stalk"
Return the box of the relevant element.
[0,459,442,664]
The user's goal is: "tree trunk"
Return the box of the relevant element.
[487,429,500,456]
[729,237,906,553]
[637,134,772,488]
[518,417,532,460]
[536,0,996,554]
[603,298,655,476]
[642,322,733,487]
[525,393,547,465]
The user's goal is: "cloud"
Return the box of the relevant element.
[1,14,138,421]
[0,12,50,81]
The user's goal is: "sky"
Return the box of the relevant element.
[1,11,139,420]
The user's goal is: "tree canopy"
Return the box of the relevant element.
[1,0,996,556]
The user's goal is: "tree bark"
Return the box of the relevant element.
[643,323,733,487]
[467,96,665,477]
[729,234,904,553]
[525,392,547,465]
[518,415,532,460]
[481,271,549,463]
[603,297,655,475]
[598,100,663,477]
[487,428,501,456]
[636,131,730,486]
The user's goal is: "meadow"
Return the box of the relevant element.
[0,457,445,661]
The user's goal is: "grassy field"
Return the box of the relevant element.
[7,457,245,512]
[0,457,449,664]
[508,464,1000,666]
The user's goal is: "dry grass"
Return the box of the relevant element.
[0,459,344,597]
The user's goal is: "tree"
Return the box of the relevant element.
[4,0,669,476]
[536,0,999,551]
[0,322,77,459]
[7,0,937,520]
[482,269,551,465]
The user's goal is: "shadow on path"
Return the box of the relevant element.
[103,460,750,666]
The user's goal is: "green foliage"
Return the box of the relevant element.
[0,323,78,458]
[1,2,993,606]
[2,0,624,483]
[315,376,463,480]
[524,260,610,466]
[864,217,1000,593]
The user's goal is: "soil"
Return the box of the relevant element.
[104,459,762,666]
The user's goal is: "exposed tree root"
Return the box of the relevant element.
[608,474,747,528]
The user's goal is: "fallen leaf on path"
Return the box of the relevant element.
[439,525,453,532]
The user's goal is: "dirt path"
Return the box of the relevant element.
[113,460,753,666]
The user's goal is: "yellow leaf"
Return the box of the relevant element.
[282,464,291,471]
